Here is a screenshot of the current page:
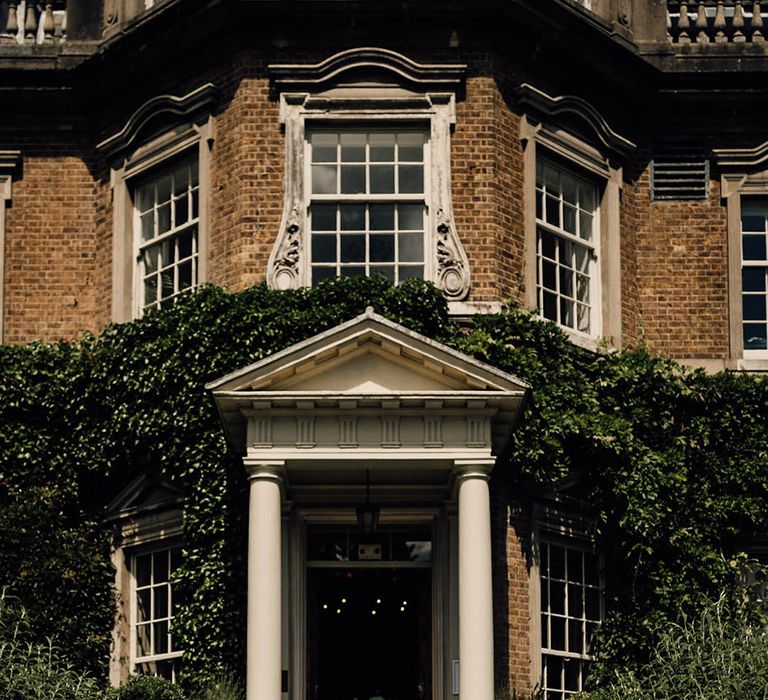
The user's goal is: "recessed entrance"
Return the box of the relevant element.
[305,526,432,700]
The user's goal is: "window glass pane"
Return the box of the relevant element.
[542,261,557,291]
[550,546,565,579]
[562,175,578,205]
[137,588,151,623]
[398,165,423,194]
[370,204,394,230]
[144,276,158,306]
[742,211,766,232]
[541,230,557,261]
[137,183,155,213]
[371,266,395,284]
[567,549,583,583]
[398,265,423,281]
[178,230,194,260]
[743,268,766,292]
[542,291,557,321]
[340,204,365,231]
[568,583,584,618]
[157,203,171,235]
[312,235,336,263]
[545,195,560,227]
[565,659,581,691]
[174,195,189,227]
[154,621,169,654]
[340,133,366,162]
[341,235,365,263]
[577,303,590,334]
[141,212,154,242]
[576,274,590,304]
[549,581,565,615]
[560,298,572,327]
[541,613,549,647]
[743,235,767,261]
[312,164,337,194]
[173,165,189,198]
[191,190,199,219]
[744,295,766,321]
[398,204,423,231]
[136,554,151,587]
[544,164,559,192]
[584,553,599,585]
[136,623,151,657]
[178,260,193,291]
[560,268,573,298]
[154,585,169,619]
[371,235,395,262]
[370,165,395,194]
[398,132,424,162]
[144,246,158,274]
[563,204,577,235]
[399,234,423,263]
[568,619,583,654]
[580,183,596,212]
[311,133,337,162]
[744,323,768,350]
[340,165,366,194]
[550,617,565,650]
[153,551,169,584]
[585,588,600,621]
[579,211,593,242]
[157,175,172,204]
[340,266,366,278]
[370,133,395,161]
[312,267,337,286]
[312,205,337,231]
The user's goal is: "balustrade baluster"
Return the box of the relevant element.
[733,0,746,41]
[696,1,710,42]
[23,0,36,43]
[753,1,765,41]
[42,0,53,42]
[713,0,727,41]
[679,2,692,42]
[6,0,17,42]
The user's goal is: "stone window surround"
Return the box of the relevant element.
[0,150,21,343]
[266,48,472,304]
[106,491,183,685]
[714,141,768,371]
[518,83,634,351]
[528,502,603,692]
[97,84,216,323]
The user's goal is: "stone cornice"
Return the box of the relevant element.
[713,140,768,170]
[515,83,636,159]
[96,82,218,158]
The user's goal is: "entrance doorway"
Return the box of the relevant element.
[305,526,433,700]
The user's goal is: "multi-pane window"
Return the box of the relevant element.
[132,547,183,681]
[741,199,768,354]
[540,541,602,700]
[536,159,598,336]
[134,155,199,313]
[309,130,426,286]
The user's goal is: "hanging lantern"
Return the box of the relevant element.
[356,469,380,532]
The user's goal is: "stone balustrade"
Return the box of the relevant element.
[668,1,767,44]
[0,0,66,45]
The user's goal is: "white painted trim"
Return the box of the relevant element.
[0,151,20,343]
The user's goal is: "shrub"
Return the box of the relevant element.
[107,675,186,700]
[190,673,243,700]
[0,589,103,700]
[579,593,768,700]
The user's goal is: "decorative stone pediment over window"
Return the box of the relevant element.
[266,48,472,300]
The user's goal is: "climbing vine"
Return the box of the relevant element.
[0,277,766,690]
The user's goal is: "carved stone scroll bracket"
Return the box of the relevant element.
[267,206,303,290]
[435,208,470,300]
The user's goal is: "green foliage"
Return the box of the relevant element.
[106,676,185,700]
[0,590,104,700]
[579,594,768,700]
[1,276,767,688]
[190,673,243,700]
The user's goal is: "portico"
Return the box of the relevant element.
[207,308,528,700]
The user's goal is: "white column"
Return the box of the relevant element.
[245,460,285,700]
[456,460,495,700]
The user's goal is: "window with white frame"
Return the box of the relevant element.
[131,546,183,681]
[540,541,602,700]
[536,159,599,337]
[740,198,768,355]
[308,129,427,286]
[133,155,200,314]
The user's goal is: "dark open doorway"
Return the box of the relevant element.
[307,568,431,700]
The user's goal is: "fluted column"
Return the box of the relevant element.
[455,459,495,700]
[245,460,285,700]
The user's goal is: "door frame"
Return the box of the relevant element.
[287,508,450,700]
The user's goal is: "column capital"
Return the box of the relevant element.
[244,459,286,482]
[453,458,495,483]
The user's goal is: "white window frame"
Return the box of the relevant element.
[305,126,431,285]
[267,48,471,302]
[518,84,634,351]
[97,84,216,323]
[131,153,201,315]
[529,505,604,700]
[0,150,20,343]
[535,157,601,339]
[129,543,184,682]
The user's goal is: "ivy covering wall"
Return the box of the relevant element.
[0,277,766,691]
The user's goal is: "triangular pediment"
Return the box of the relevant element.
[206,307,528,396]
[104,474,184,522]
